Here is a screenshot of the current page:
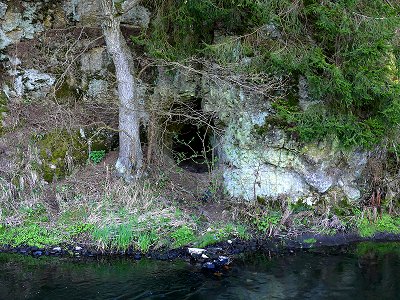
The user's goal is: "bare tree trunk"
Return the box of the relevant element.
[100,0,143,180]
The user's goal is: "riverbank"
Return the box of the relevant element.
[1,232,400,272]
[1,154,400,264]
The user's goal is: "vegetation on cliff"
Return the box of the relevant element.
[0,0,399,252]
[139,0,400,149]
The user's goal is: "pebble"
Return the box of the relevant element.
[188,248,206,255]
[202,262,216,270]
[217,256,229,266]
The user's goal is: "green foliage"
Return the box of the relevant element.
[254,211,282,233]
[303,238,317,244]
[265,0,400,148]
[89,150,106,164]
[170,226,195,248]
[196,223,249,247]
[113,223,134,250]
[236,224,249,240]
[66,223,94,237]
[92,226,114,249]
[21,203,49,224]
[91,221,160,252]
[137,0,268,60]
[197,232,219,248]
[358,214,400,237]
[92,223,135,250]
[0,224,63,247]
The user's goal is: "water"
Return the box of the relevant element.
[0,242,399,299]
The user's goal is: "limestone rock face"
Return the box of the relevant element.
[0,28,11,49]
[0,1,370,201]
[202,79,368,202]
[121,5,151,29]
[14,69,55,98]
[63,1,150,29]
[151,67,368,203]
[0,2,44,48]
[0,2,7,19]
[87,79,108,98]
[80,47,110,75]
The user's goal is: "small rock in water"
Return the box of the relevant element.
[33,250,43,257]
[188,248,206,255]
[227,240,233,244]
[217,256,229,266]
[202,262,216,270]
[53,247,61,252]
[206,247,223,255]
[75,246,82,251]
[201,254,209,259]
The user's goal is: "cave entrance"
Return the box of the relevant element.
[168,98,215,173]
[171,123,214,173]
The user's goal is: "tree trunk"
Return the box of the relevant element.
[100,0,143,180]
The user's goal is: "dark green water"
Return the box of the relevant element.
[0,242,399,299]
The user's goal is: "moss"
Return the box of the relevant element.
[37,127,117,182]
[0,91,9,136]
[37,130,85,182]
[358,214,400,237]
[55,81,79,100]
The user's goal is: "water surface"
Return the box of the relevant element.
[0,242,399,299]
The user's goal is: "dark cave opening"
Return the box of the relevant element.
[171,123,214,173]
[161,96,218,174]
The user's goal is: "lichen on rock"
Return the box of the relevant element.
[14,69,55,98]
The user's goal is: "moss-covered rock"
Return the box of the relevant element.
[37,127,118,182]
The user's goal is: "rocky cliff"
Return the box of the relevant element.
[0,0,398,206]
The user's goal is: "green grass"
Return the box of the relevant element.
[170,226,195,248]
[113,223,134,250]
[196,223,250,248]
[358,214,400,237]
[137,231,157,253]
[92,226,114,249]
